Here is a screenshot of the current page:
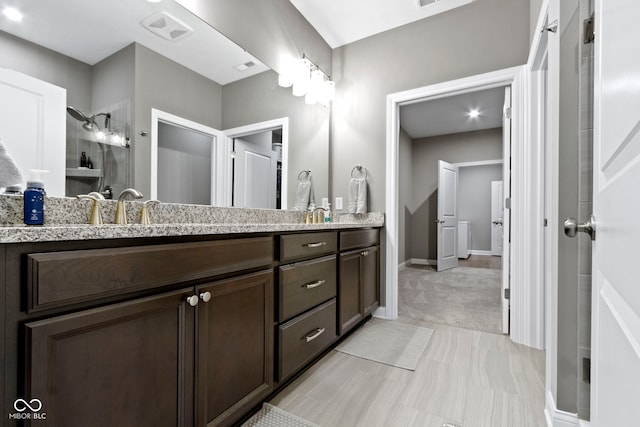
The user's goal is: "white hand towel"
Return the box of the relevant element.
[348,177,367,214]
[294,178,315,211]
[0,139,24,188]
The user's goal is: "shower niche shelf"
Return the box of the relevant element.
[66,168,103,178]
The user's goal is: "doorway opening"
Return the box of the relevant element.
[384,66,544,347]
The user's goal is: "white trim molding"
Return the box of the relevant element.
[545,390,581,427]
[384,66,545,350]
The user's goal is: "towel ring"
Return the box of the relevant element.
[351,165,368,180]
[298,169,311,182]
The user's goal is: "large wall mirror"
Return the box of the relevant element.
[0,0,329,209]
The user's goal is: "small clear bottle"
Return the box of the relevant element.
[324,203,332,223]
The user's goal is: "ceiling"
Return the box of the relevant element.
[400,87,506,139]
[288,0,474,48]
[0,0,268,85]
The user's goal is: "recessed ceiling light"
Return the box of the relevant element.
[468,109,480,119]
[3,7,23,22]
[147,0,163,3]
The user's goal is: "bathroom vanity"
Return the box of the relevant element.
[0,202,382,427]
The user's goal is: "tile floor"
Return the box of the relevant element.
[269,258,546,427]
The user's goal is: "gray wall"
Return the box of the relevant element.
[408,128,503,260]
[398,128,413,263]
[134,44,222,198]
[557,0,580,414]
[458,164,503,252]
[221,70,330,208]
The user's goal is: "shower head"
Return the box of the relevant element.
[67,107,111,132]
[66,106,90,122]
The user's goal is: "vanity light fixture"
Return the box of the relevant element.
[278,54,335,106]
[3,7,23,22]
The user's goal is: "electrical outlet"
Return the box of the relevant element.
[335,197,343,210]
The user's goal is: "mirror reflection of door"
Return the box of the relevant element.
[157,121,214,205]
[232,130,282,209]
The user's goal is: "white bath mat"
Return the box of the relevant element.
[336,320,433,370]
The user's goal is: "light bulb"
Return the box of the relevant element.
[96,130,105,141]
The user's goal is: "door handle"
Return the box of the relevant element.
[492,219,503,225]
[563,215,596,241]
[434,219,445,224]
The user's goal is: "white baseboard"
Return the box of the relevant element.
[469,250,494,256]
[398,260,408,270]
[545,390,581,427]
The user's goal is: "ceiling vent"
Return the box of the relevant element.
[417,0,438,6]
[141,12,193,42]
[234,61,257,72]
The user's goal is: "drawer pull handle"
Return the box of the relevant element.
[304,327,326,343]
[186,295,199,307]
[303,280,326,289]
[303,242,326,248]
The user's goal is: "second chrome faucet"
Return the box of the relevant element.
[115,188,143,225]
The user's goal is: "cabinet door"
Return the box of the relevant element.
[197,270,273,427]
[25,288,195,427]
[362,246,380,316]
[339,251,363,334]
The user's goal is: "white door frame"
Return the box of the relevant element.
[383,65,545,349]
[150,108,226,205]
[223,117,289,210]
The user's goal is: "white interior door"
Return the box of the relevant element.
[491,180,504,256]
[502,86,512,335]
[233,137,277,209]
[437,160,458,271]
[0,68,66,196]
[591,0,640,424]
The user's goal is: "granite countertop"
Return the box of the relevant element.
[0,196,384,243]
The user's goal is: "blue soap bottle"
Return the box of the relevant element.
[24,169,47,225]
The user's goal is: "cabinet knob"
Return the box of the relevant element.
[361,250,369,256]
[199,291,212,303]
[186,295,199,307]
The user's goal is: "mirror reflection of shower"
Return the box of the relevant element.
[66,106,131,199]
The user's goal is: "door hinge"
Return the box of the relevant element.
[505,107,512,119]
[504,289,510,300]
[583,357,591,384]
[584,13,595,44]
[505,197,511,210]
[544,218,548,227]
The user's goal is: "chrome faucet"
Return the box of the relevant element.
[115,188,143,225]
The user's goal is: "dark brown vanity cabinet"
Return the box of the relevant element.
[25,287,197,427]
[339,229,380,335]
[277,232,338,382]
[19,237,274,427]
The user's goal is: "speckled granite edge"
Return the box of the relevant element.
[0,195,384,243]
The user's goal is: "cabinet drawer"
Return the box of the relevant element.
[340,229,379,251]
[279,255,336,322]
[279,299,337,380]
[280,232,337,262]
[27,237,273,312]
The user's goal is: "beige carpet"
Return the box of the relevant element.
[399,265,502,333]
[335,319,434,370]
[242,403,320,427]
